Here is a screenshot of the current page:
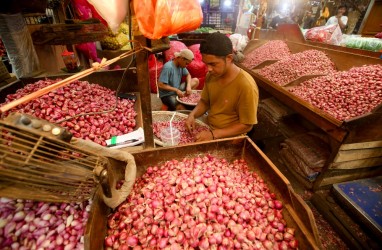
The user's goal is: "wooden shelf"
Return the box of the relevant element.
[239,39,382,190]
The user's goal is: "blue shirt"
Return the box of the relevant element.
[159,60,189,98]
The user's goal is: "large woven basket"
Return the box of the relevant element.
[152,111,209,146]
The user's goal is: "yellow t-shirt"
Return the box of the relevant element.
[201,69,259,130]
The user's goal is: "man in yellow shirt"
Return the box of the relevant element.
[186,32,259,141]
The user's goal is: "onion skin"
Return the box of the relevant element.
[104,155,298,249]
[0,199,89,249]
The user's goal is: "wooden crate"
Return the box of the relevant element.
[85,137,322,249]
[0,70,144,137]
[239,39,382,190]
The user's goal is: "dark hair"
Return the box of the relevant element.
[338,5,347,10]
[200,32,233,57]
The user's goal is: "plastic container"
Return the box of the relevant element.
[61,50,79,71]
[160,127,180,146]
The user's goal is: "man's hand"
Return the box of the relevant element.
[186,114,195,133]
[186,88,192,95]
[176,89,185,98]
[195,130,213,142]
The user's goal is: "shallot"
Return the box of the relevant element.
[258,49,337,86]
[242,40,291,69]
[179,92,201,105]
[153,120,209,145]
[289,64,382,120]
[0,198,90,249]
[105,155,298,249]
[1,79,137,146]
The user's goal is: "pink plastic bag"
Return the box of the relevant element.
[133,0,203,39]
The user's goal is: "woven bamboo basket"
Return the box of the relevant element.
[152,111,209,146]
[176,90,202,106]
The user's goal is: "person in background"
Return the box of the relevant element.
[326,5,348,31]
[303,11,315,29]
[158,49,199,111]
[186,33,259,142]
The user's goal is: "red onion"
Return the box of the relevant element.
[0,79,137,146]
[242,40,292,69]
[258,49,337,86]
[179,92,202,105]
[289,64,382,121]
[153,120,209,145]
[0,198,89,249]
[104,155,298,249]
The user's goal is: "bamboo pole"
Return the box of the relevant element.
[0,47,143,113]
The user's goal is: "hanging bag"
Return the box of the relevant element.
[133,0,203,39]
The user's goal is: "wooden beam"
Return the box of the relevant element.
[135,36,154,148]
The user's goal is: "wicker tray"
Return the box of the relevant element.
[152,111,209,146]
[176,90,202,106]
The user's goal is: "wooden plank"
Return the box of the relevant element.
[244,71,347,142]
[84,188,110,250]
[330,157,382,169]
[319,167,382,186]
[334,147,382,163]
[344,113,382,143]
[287,187,322,248]
[340,141,382,150]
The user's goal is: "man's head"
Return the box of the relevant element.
[337,5,347,15]
[306,11,312,17]
[200,32,234,77]
[174,49,194,68]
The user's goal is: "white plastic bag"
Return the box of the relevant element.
[229,33,249,52]
[87,0,128,32]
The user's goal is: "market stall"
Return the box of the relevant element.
[2,0,381,249]
[239,37,382,248]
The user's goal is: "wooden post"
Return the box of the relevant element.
[135,36,154,148]
[131,4,155,148]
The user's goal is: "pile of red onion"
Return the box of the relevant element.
[179,92,201,106]
[289,64,382,121]
[241,40,291,69]
[1,79,137,146]
[105,155,298,249]
[0,198,90,250]
[258,50,337,86]
[153,120,209,145]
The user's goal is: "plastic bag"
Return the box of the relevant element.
[164,41,187,62]
[345,36,382,51]
[87,0,128,32]
[133,0,203,39]
[0,13,40,78]
[188,44,203,61]
[305,24,343,45]
[229,33,249,52]
[148,54,164,94]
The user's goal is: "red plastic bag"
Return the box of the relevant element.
[187,60,207,79]
[188,44,202,61]
[148,55,164,93]
[164,41,187,62]
[133,0,203,39]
